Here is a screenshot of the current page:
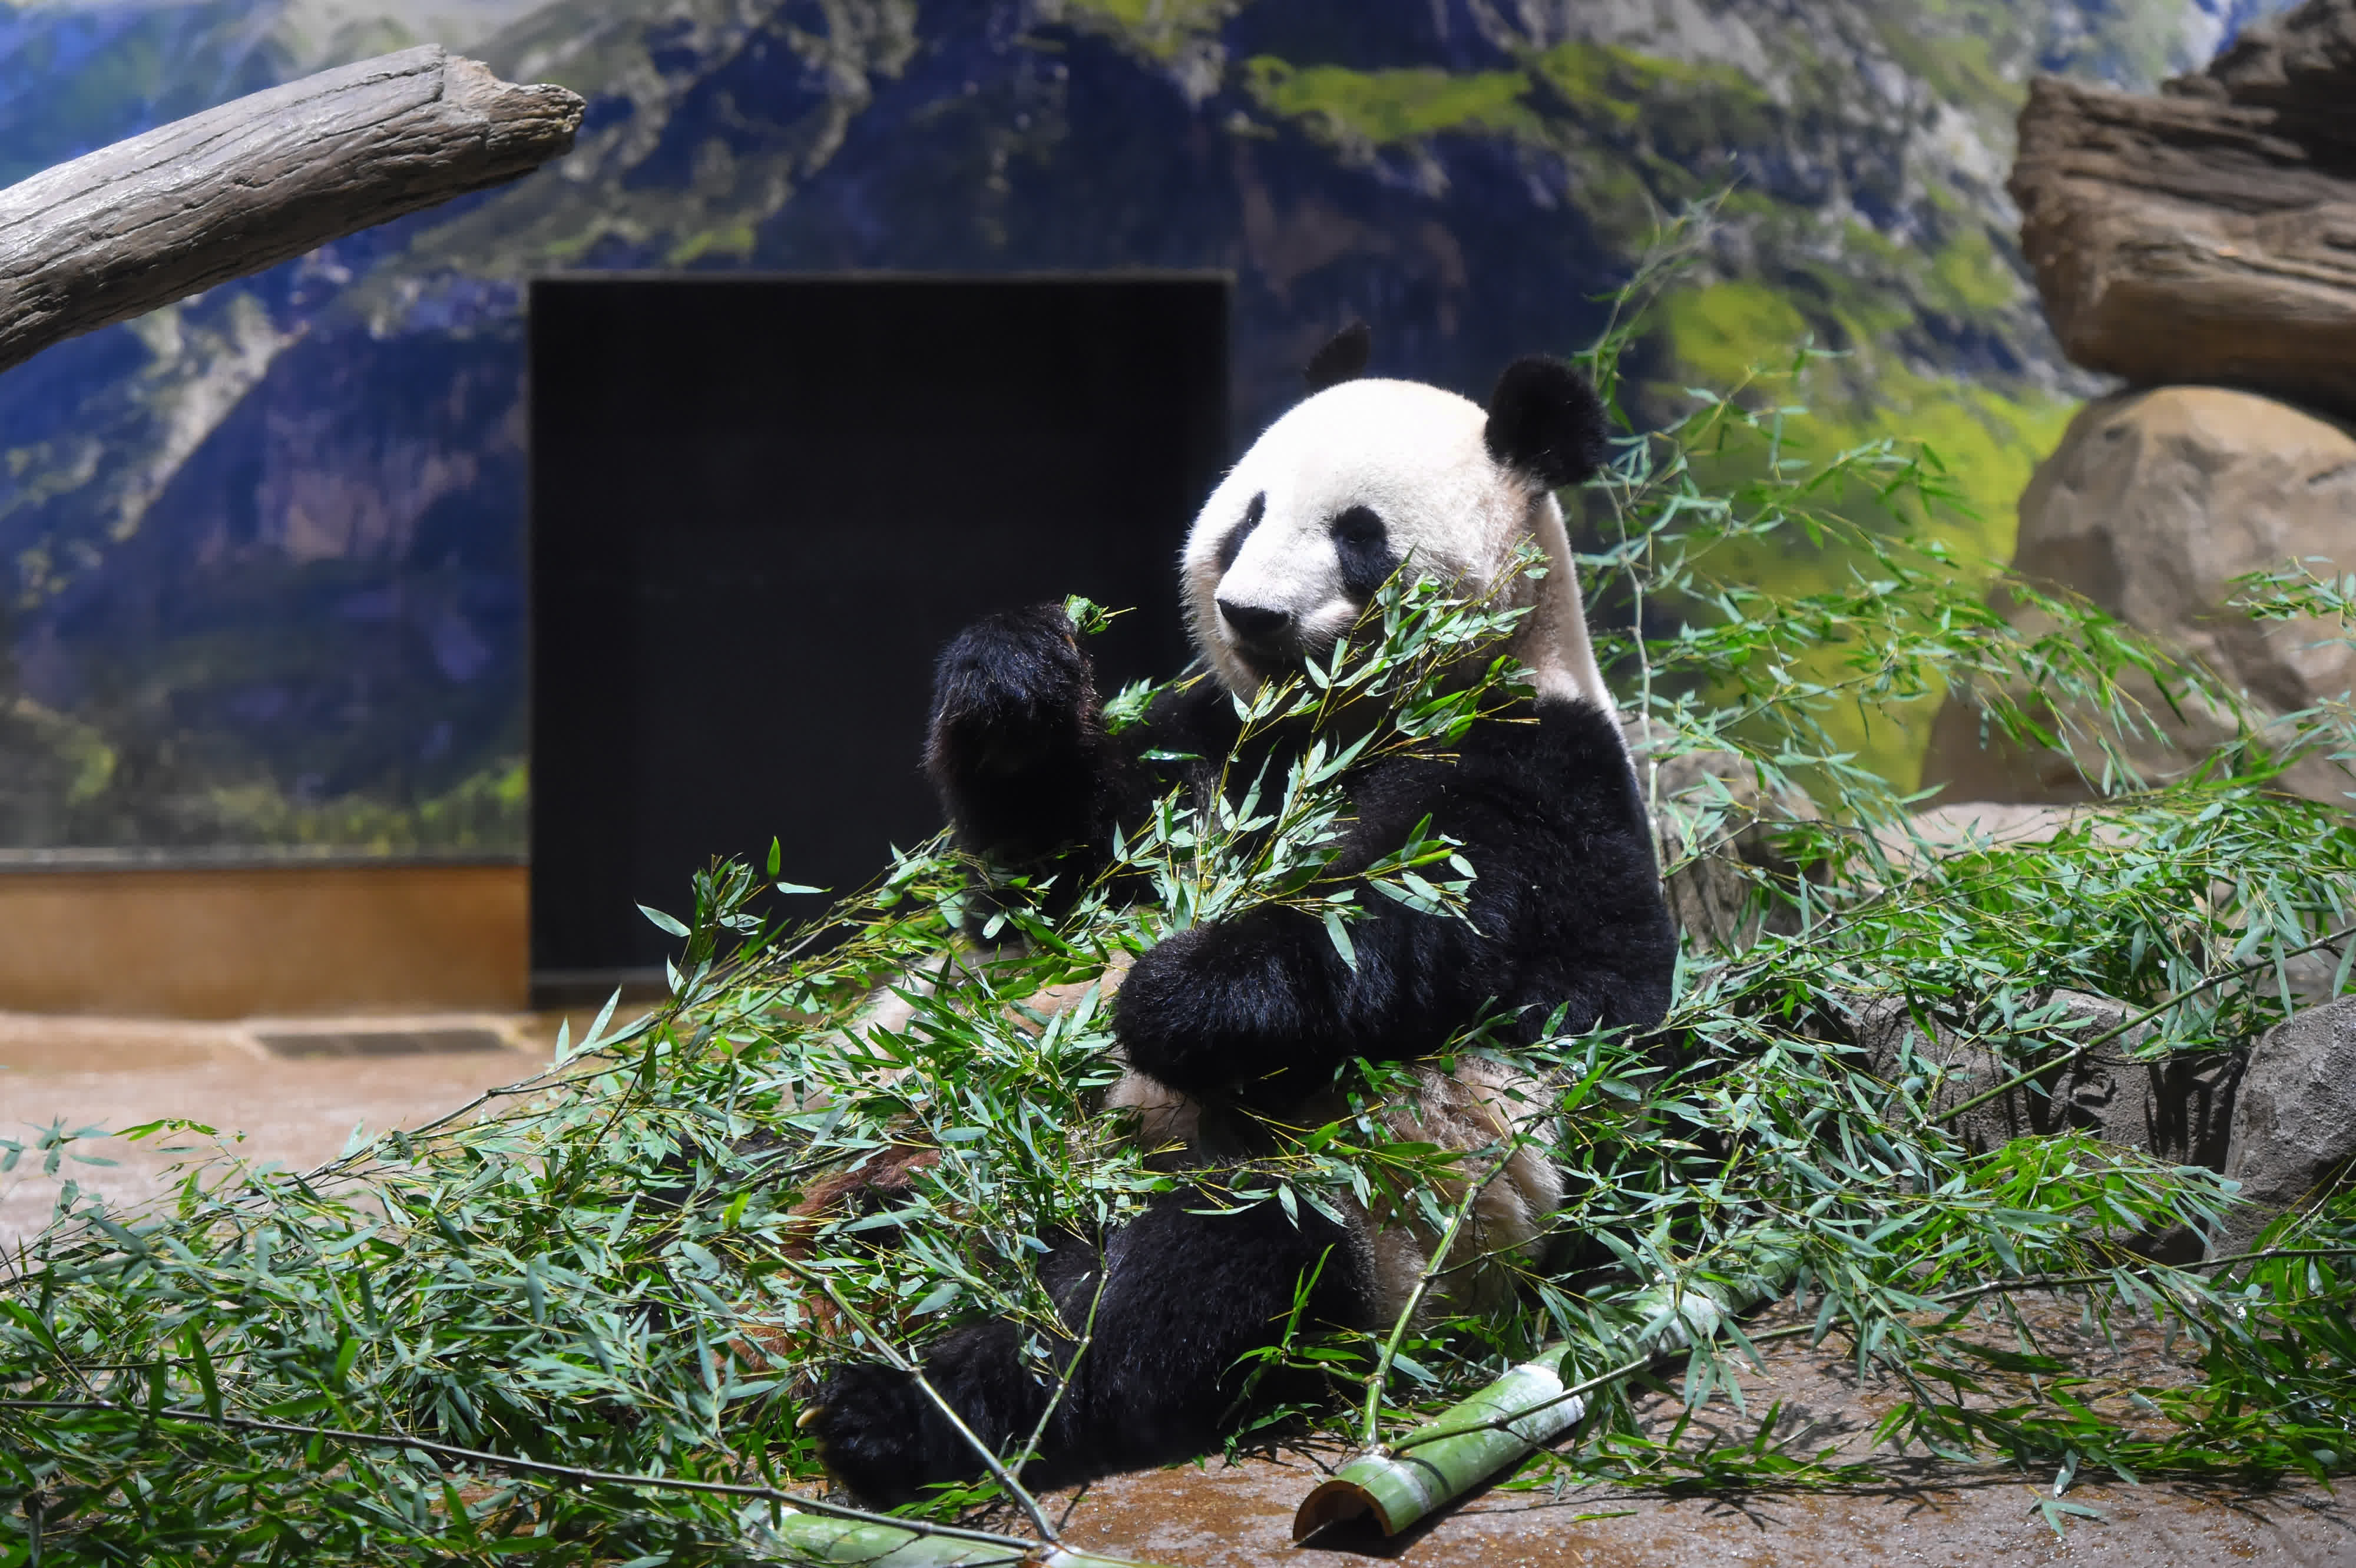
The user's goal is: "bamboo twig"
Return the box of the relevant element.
[0,1397,1036,1550]
[1011,1266,1108,1476]
[1294,1242,2356,1539]
[1380,1242,2356,1457]
[1359,1147,1520,1450]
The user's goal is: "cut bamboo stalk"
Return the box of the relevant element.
[747,1507,1176,1567]
[1294,1344,1583,1538]
[1293,1249,1798,1540]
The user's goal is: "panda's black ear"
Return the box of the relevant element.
[1303,320,1372,392]
[1484,356,1610,488]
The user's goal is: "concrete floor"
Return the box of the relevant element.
[1054,1324,2356,1567]
[0,1009,554,1247]
[2,1013,2348,1566]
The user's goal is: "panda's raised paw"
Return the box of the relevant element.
[926,604,1100,759]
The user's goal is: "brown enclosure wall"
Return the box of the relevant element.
[0,865,527,1017]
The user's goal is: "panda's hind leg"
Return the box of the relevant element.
[809,1187,1375,1506]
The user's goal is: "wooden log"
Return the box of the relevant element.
[0,45,583,376]
[2008,0,2356,418]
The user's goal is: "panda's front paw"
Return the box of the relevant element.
[807,1361,968,1509]
[926,606,1098,769]
[1116,924,1322,1103]
[810,1321,1054,1507]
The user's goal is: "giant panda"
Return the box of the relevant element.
[809,324,1676,1506]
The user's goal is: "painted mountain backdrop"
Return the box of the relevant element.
[0,0,2283,852]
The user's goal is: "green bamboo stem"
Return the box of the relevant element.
[747,1507,1170,1567]
[1293,1248,1798,1540]
[1296,1344,1582,1539]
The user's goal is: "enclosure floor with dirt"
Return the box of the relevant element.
[3,1014,2349,1567]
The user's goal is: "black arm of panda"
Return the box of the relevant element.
[1114,696,1675,1104]
[924,607,1235,877]
[924,606,1119,871]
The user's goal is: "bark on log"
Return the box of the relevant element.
[2009,0,2356,418]
[0,45,583,376]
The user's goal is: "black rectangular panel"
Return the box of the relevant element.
[529,274,1229,978]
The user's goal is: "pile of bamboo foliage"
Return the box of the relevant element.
[6,246,2355,1565]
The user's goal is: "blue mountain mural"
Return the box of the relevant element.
[0,0,2282,851]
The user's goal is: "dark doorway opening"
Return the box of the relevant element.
[528,273,1230,997]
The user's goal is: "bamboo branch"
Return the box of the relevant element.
[0,44,583,375]
[1326,1242,2356,1490]
[0,1397,1170,1568]
[1012,1268,1107,1477]
[0,1397,1033,1549]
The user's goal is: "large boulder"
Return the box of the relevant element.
[2010,0,2356,418]
[2216,996,2356,1257]
[1922,385,2356,808]
[1854,989,2242,1170]
[1856,987,2245,1260]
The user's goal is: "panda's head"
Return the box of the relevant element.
[1182,323,1616,710]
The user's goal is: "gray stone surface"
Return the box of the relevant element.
[1857,988,2246,1259]
[1921,385,2356,809]
[2218,994,2356,1255]
[1856,988,2241,1166]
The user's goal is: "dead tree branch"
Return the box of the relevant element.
[0,44,584,375]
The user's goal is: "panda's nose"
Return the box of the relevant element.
[1217,599,1293,647]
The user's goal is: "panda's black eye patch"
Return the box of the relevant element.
[1329,505,1399,601]
[1217,492,1266,574]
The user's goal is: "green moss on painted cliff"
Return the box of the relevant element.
[1529,39,1777,149]
[1655,279,2075,787]
[1059,0,1239,59]
[1241,58,1539,145]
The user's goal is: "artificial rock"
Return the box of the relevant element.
[2216,995,2356,1258]
[1854,988,2241,1170]
[1857,988,2244,1260]
[1921,385,2356,808]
